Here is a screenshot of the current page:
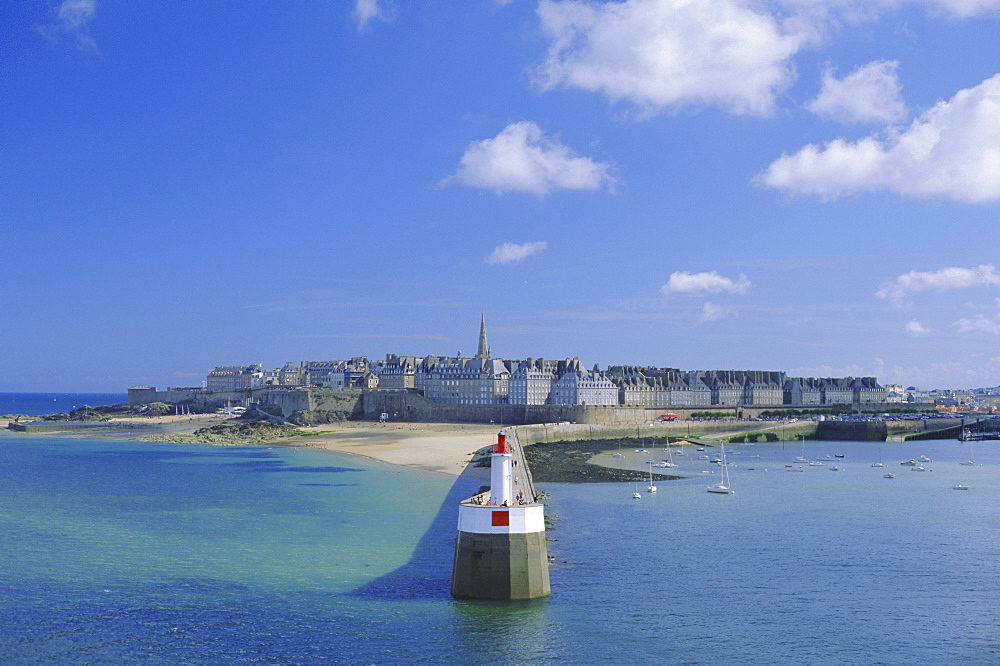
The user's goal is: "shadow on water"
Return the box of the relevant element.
[350,462,485,601]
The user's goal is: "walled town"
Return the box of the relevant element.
[127,315,939,422]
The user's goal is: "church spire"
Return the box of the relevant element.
[477,312,490,359]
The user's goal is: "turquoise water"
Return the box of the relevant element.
[2,431,999,664]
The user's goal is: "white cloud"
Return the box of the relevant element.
[661,271,751,296]
[905,319,932,336]
[876,265,1000,302]
[354,0,390,31]
[527,0,1000,122]
[485,241,548,264]
[759,73,1000,202]
[440,121,614,195]
[955,313,1000,335]
[895,0,1000,18]
[698,301,739,322]
[39,0,97,50]
[788,362,872,378]
[807,60,907,124]
[533,0,804,117]
[776,0,1000,32]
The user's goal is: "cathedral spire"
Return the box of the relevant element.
[477,312,490,359]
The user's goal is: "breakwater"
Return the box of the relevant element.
[7,421,148,434]
[814,421,887,441]
[451,430,549,600]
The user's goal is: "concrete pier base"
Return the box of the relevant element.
[450,530,550,600]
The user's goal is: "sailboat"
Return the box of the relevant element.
[654,442,677,468]
[632,482,642,499]
[707,443,733,494]
[613,440,624,458]
[647,462,657,493]
[793,435,809,463]
[960,440,975,466]
[871,448,885,467]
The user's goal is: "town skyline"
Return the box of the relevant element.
[5,2,1000,393]
[191,312,983,400]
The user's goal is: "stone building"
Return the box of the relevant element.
[508,358,559,405]
[549,359,618,406]
[784,376,885,405]
[741,371,785,405]
[820,378,854,404]
[784,377,823,405]
[278,362,306,386]
[206,364,265,392]
[606,366,672,407]
[378,354,418,389]
[417,355,511,404]
[301,357,371,387]
[667,372,712,406]
[851,377,886,404]
[710,371,745,406]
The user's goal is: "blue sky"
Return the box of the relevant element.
[4,0,1000,393]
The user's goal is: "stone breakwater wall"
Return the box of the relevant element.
[815,420,888,441]
[7,422,145,433]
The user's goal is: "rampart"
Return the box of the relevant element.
[361,389,730,424]
[128,386,895,426]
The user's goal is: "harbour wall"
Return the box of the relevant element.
[815,420,888,441]
[7,422,146,433]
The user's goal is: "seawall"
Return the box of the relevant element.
[814,421,888,441]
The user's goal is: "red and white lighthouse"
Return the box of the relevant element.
[450,430,550,600]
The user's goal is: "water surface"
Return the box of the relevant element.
[1,432,998,663]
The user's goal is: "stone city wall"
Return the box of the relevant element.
[129,385,893,426]
[360,389,776,424]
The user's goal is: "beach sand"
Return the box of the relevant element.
[110,415,498,479]
[288,422,498,478]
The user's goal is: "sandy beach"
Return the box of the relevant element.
[287,422,500,478]
[110,415,499,479]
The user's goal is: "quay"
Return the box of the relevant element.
[6,421,147,434]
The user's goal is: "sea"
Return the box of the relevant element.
[0,392,128,417]
[2,394,999,664]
